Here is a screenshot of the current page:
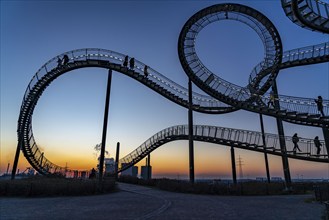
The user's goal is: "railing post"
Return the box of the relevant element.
[322,127,329,157]
[99,69,112,184]
[272,81,292,190]
[260,113,271,183]
[231,146,237,185]
[115,142,120,180]
[188,79,195,183]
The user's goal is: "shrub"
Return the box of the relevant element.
[118,175,157,186]
[0,176,116,197]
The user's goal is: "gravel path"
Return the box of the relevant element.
[0,182,325,220]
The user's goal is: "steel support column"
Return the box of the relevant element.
[115,142,120,180]
[322,127,329,156]
[259,114,271,183]
[231,146,237,185]
[147,154,151,180]
[188,79,195,183]
[11,142,21,179]
[272,81,291,189]
[99,69,112,183]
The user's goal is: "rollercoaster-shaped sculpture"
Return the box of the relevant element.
[17,1,329,175]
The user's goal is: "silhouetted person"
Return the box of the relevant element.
[57,57,62,67]
[144,65,149,77]
[123,56,128,67]
[292,133,301,154]
[315,96,325,117]
[63,55,69,65]
[89,168,96,179]
[129,57,135,70]
[267,90,275,108]
[313,136,322,156]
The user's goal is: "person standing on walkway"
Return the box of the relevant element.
[292,133,301,154]
[123,56,128,67]
[315,96,325,117]
[62,54,69,65]
[129,57,135,70]
[267,90,275,108]
[144,65,149,77]
[313,136,322,156]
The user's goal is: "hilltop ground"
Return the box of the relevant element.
[0,182,325,219]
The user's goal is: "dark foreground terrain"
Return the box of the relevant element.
[0,182,325,220]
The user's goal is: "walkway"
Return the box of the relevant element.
[0,183,324,219]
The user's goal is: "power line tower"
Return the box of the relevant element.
[237,155,244,180]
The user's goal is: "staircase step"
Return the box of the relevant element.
[296,113,308,117]
[299,4,308,11]
[308,114,321,119]
[320,19,329,26]
[309,16,321,23]
[276,110,287,115]
[303,11,313,18]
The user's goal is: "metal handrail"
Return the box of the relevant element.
[18,46,328,175]
[117,124,328,172]
[19,47,329,121]
[282,42,329,62]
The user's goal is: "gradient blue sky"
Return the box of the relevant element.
[1,0,328,179]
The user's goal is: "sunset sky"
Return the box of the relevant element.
[1,0,328,180]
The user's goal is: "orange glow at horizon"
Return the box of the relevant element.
[1,140,329,180]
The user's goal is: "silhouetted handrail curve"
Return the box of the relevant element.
[116,125,328,173]
[17,3,329,175]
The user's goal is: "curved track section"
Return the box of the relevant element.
[282,0,329,33]
[178,3,329,127]
[18,46,329,175]
[178,3,283,97]
[117,125,328,174]
[18,3,329,175]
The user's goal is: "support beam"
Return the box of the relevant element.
[322,127,329,156]
[272,81,291,189]
[147,154,151,180]
[11,142,21,179]
[188,79,195,183]
[259,114,271,183]
[231,146,237,185]
[115,142,120,180]
[99,69,112,183]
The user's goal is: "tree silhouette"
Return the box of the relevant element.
[93,143,109,159]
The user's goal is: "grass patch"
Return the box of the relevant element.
[0,176,117,197]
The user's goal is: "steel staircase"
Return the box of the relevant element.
[281,0,329,33]
[17,2,329,175]
[17,48,328,175]
[116,125,328,173]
